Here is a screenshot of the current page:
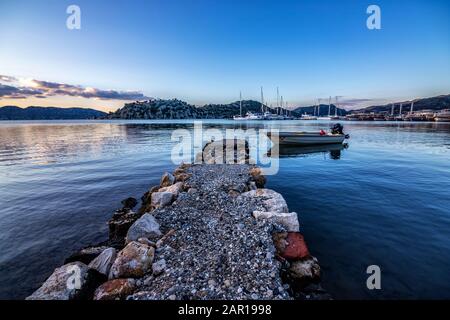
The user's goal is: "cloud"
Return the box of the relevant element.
[0,75,17,82]
[0,84,44,99]
[0,75,149,101]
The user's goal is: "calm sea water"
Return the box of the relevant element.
[0,120,449,299]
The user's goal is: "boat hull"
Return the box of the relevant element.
[267,132,346,145]
[435,117,450,122]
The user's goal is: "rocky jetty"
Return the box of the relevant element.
[27,141,330,300]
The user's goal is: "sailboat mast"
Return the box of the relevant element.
[318,98,321,117]
[277,87,280,110]
[410,101,414,114]
[260,86,264,113]
[335,96,339,116]
[328,96,331,117]
[239,91,242,117]
[399,103,403,116]
[280,96,284,115]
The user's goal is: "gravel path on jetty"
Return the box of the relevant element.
[131,164,290,300]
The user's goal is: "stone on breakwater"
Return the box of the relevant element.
[253,211,300,232]
[288,257,321,288]
[126,213,162,243]
[152,259,166,276]
[174,172,191,182]
[160,172,175,188]
[139,185,160,214]
[272,232,310,261]
[249,167,266,188]
[88,247,117,276]
[26,262,106,300]
[121,197,137,209]
[108,209,141,244]
[158,181,184,196]
[151,191,174,208]
[93,278,136,300]
[64,245,109,265]
[109,241,155,279]
[242,189,289,213]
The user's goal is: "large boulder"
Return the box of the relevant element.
[272,232,310,261]
[108,210,140,244]
[253,211,300,232]
[151,192,174,208]
[288,257,321,288]
[158,182,184,196]
[26,262,106,300]
[88,247,117,276]
[64,245,109,265]
[93,278,136,300]
[160,172,175,188]
[109,241,155,279]
[126,213,162,243]
[242,189,289,213]
[139,185,160,214]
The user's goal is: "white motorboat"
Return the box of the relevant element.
[233,112,263,120]
[267,123,349,145]
[435,109,450,122]
[300,114,317,120]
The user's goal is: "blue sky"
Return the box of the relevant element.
[0,0,449,111]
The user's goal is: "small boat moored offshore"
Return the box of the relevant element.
[267,123,349,146]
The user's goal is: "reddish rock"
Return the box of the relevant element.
[109,241,155,279]
[272,232,310,261]
[94,278,136,300]
[284,232,310,260]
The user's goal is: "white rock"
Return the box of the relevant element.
[151,191,174,208]
[289,256,321,284]
[126,213,162,243]
[158,182,183,196]
[26,262,105,300]
[253,211,300,232]
[88,248,117,276]
[242,189,289,213]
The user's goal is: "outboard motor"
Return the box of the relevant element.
[331,123,344,135]
[331,123,350,139]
